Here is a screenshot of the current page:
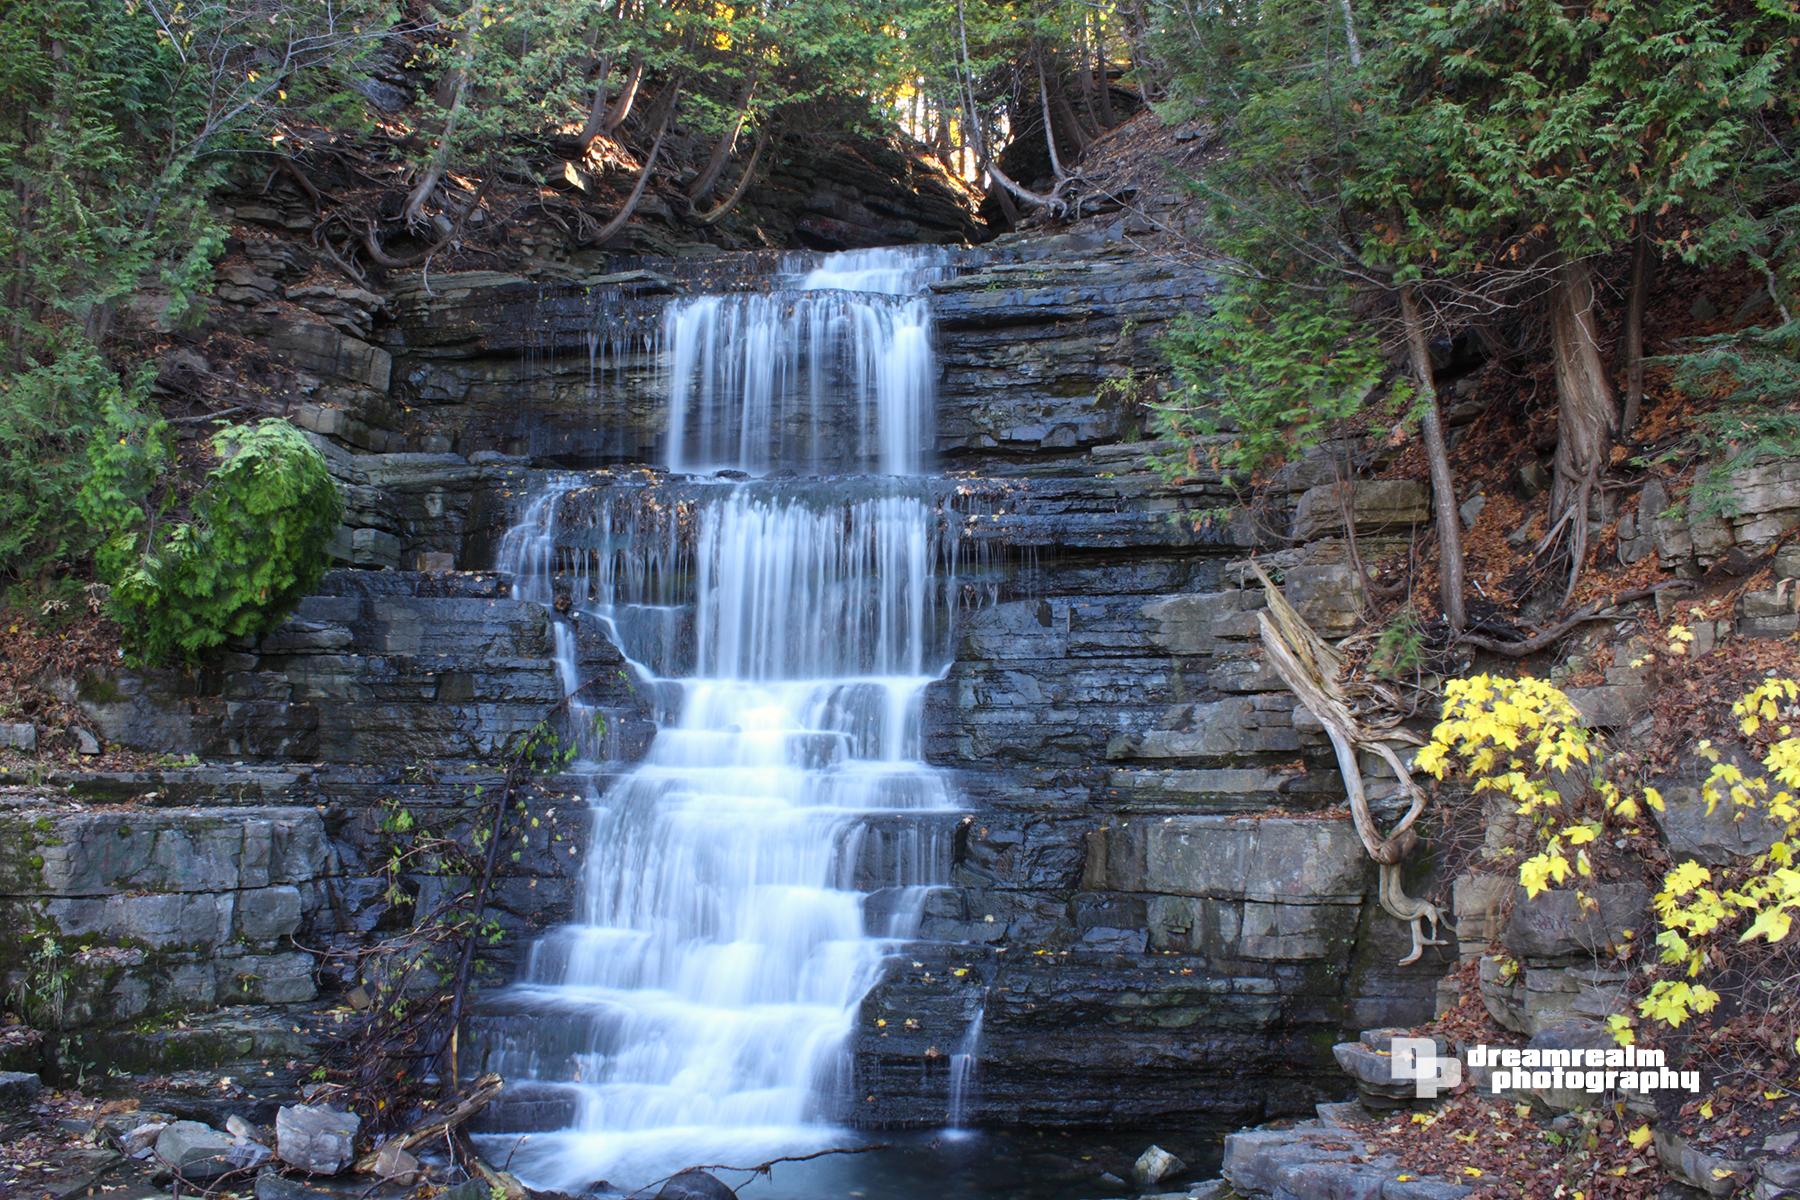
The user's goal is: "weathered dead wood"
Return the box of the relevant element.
[1250,562,1447,965]
[354,1073,503,1173]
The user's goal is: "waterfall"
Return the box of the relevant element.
[662,250,946,477]
[946,1007,984,1132]
[481,247,969,1193]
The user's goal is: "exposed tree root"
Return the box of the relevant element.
[1251,561,1448,965]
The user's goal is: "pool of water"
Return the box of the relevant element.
[549,1127,1227,1200]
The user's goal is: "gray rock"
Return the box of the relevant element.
[275,1105,359,1176]
[1135,1144,1187,1188]
[0,721,36,752]
[76,727,101,755]
[1183,1183,1238,1200]
[1654,1127,1753,1198]
[1383,1179,1473,1200]
[1291,480,1430,540]
[1459,494,1487,529]
[1518,461,1551,498]
[1756,1156,1800,1196]
[372,1141,419,1185]
[0,1071,42,1111]
[1655,784,1788,865]
[255,1170,336,1200]
[656,1170,738,1200]
[156,1120,239,1181]
[1503,882,1649,958]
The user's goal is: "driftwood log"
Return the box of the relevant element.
[1250,562,1448,965]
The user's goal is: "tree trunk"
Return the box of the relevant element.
[1339,0,1363,67]
[955,0,1060,213]
[403,0,479,228]
[587,83,679,245]
[1546,255,1619,600]
[1093,15,1115,126]
[1053,81,1094,152]
[1399,286,1467,631]
[1619,224,1654,437]
[574,55,617,150]
[1034,47,1072,181]
[601,52,645,133]
[688,79,756,202]
[694,126,769,225]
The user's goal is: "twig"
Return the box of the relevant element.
[630,1144,889,1197]
[1455,580,1693,657]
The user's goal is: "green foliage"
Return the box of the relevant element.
[103,420,341,663]
[0,0,375,587]
[1652,323,1800,518]
[0,344,137,581]
[1369,607,1428,680]
[1153,278,1409,483]
[8,933,74,1029]
[1141,0,1799,485]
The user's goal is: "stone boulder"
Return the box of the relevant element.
[1133,1144,1186,1188]
[0,1071,42,1111]
[1502,882,1648,959]
[156,1120,239,1181]
[656,1170,738,1200]
[275,1105,360,1175]
[1653,784,1788,865]
[1290,480,1430,540]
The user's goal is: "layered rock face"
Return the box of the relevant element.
[48,226,1451,1133]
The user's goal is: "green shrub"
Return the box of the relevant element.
[104,419,341,663]
[0,344,140,582]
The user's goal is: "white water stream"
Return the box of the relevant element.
[484,248,969,1192]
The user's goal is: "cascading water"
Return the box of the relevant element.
[480,247,967,1193]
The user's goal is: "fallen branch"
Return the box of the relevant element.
[631,1144,888,1198]
[354,1073,503,1173]
[1251,561,1447,965]
[1456,580,1693,658]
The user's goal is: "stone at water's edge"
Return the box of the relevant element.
[156,1121,241,1181]
[1133,1144,1186,1188]
[656,1171,739,1200]
[275,1105,359,1176]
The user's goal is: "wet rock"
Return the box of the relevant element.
[1134,1144,1186,1188]
[656,1170,738,1200]
[156,1120,238,1181]
[372,1142,420,1186]
[275,1105,359,1175]
[0,1071,42,1111]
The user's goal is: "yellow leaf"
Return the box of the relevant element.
[1699,1100,1714,1118]
[1628,1124,1652,1150]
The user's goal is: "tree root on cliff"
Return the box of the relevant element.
[1250,561,1448,965]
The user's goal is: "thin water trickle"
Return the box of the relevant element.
[480,248,974,1193]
